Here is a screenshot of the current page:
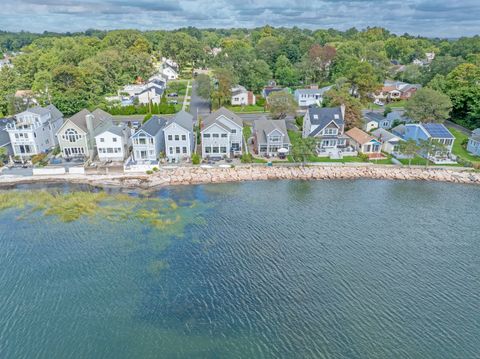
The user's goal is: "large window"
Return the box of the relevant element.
[220,146,227,153]
[324,128,338,135]
[64,128,80,143]
[205,147,211,153]
[175,135,179,141]
[221,134,227,138]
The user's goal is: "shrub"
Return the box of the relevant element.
[146,170,153,175]
[152,167,159,172]
[473,162,480,170]
[51,146,61,156]
[31,153,47,165]
[256,97,266,107]
[191,153,200,165]
[295,116,304,130]
[359,153,369,162]
[240,153,253,163]
[144,113,153,123]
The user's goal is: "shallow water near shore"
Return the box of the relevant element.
[1,180,479,359]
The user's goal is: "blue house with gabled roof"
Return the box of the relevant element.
[403,123,456,163]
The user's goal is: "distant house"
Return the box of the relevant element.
[7,105,64,159]
[294,85,332,107]
[262,86,284,98]
[95,123,131,162]
[163,111,195,162]
[403,123,455,163]
[137,86,163,105]
[466,129,480,156]
[201,107,243,159]
[131,116,167,163]
[15,90,38,106]
[373,81,422,102]
[253,118,291,157]
[391,124,406,138]
[162,65,179,80]
[56,109,112,160]
[346,127,382,156]
[231,85,256,106]
[372,128,403,155]
[363,111,387,132]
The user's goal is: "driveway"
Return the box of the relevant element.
[189,80,211,123]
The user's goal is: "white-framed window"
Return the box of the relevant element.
[203,133,210,138]
[213,133,219,138]
[221,133,227,138]
[181,135,186,141]
[175,135,179,141]
[64,128,80,143]
[113,138,117,142]
[324,128,338,135]
[182,147,187,153]
[168,135,173,140]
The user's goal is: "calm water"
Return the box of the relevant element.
[0,180,479,359]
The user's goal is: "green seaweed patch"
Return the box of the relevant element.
[0,191,206,235]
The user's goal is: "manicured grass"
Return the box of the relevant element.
[448,128,480,164]
[226,105,266,113]
[253,158,268,163]
[243,125,252,141]
[370,155,394,165]
[398,156,432,166]
[167,80,188,96]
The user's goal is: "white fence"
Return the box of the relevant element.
[33,167,66,176]
[68,166,85,175]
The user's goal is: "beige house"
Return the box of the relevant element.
[345,127,382,156]
[56,109,113,160]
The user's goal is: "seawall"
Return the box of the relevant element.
[1,164,480,189]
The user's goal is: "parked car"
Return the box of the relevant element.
[168,100,178,105]
[374,99,385,106]
[132,121,140,129]
[168,93,178,97]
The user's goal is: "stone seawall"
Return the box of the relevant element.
[1,165,480,189]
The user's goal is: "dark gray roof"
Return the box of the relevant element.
[253,118,290,145]
[66,108,112,133]
[363,111,385,124]
[167,110,193,132]
[25,106,51,116]
[204,107,243,128]
[139,86,164,96]
[308,106,344,137]
[100,123,127,137]
[46,104,63,121]
[0,118,14,149]
[294,85,332,96]
[139,116,168,136]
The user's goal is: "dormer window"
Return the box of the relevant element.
[313,115,319,120]
[334,114,339,119]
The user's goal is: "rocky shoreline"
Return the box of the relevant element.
[1,164,480,190]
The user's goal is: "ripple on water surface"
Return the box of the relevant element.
[0,180,479,359]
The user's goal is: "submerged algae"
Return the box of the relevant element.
[0,190,206,235]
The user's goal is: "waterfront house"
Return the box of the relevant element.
[372,128,403,155]
[302,105,356,158]
[294,85,332,107]
[467,129,480,156]
[403,123,455,163]
[7,105,64,159]
[57,108,112,160]
[201,107,243,159]
[131,116,167,163]
[163,111,195,162]
[253,118,291,157]
[231,85,256,106]
[346,127,382,156]
[0,118,14,156]
[95,123,131,162]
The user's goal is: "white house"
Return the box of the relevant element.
[467,129,480,157]
[201,107,243,159]
[162,65,179,80]
[6,105,64,159]
[231,85,256,106]
[163,111,195,162]
[95,123,131,162]
[137,86,163,105]
[372,128,403,155]
[346,127,382,157]
[131,116,167,163]
[294,85,332,107]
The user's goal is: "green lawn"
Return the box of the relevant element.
[448,128,480,164]
[398,156,432,166]
[226,105,266,113]
[243,125,252,141]
[166,80,188,96]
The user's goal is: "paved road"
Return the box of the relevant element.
[189,80,211,123]
[445,120,472,136]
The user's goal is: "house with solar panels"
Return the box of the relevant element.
[403,123,456,164]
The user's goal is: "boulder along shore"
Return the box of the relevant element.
[1,165,480,190]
